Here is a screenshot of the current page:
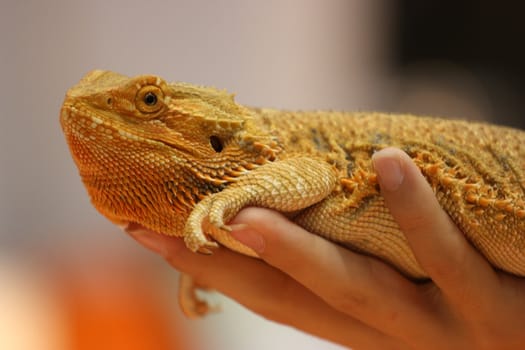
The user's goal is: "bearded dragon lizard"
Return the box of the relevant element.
[60,70,525,316]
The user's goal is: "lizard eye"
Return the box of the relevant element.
[144,92,157,106]
[136,85,164,114]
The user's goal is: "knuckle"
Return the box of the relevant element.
[323,280,370,314]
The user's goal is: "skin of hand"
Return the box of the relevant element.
[127,148,525,350]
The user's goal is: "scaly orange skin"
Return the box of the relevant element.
[61,70,525,314]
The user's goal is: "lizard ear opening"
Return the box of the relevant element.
[209,135,224,152]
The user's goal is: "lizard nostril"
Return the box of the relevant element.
[209,136,223,152]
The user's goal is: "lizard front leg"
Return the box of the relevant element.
[183,157,338,256]
[178,157,337,317]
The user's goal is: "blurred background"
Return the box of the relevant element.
[1,1,523,349]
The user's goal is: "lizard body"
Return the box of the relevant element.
[61,70,525,315]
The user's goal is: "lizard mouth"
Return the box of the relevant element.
[60,102,193,156]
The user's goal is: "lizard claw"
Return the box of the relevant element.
[184,226,218,253]
[184,196,220,252]
[219,224,232,232]
[208,208,227,230]
[178,273,221,318]
[196,241,219,255]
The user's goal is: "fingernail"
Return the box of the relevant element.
[229,224,266,254]
[125,225,166,255]
[372,149,405,191]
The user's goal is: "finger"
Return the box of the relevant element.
[372,147,499,315]
[126,225,403,349]
[230,208,438,342]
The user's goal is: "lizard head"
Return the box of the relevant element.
[60,70,280,235]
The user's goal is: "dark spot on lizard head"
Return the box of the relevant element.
[209,135,224,152]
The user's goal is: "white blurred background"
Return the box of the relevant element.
[1,1,523,349]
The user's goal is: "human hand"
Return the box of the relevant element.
[128,148,525,349]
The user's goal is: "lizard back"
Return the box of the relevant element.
[251,109,525,277]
